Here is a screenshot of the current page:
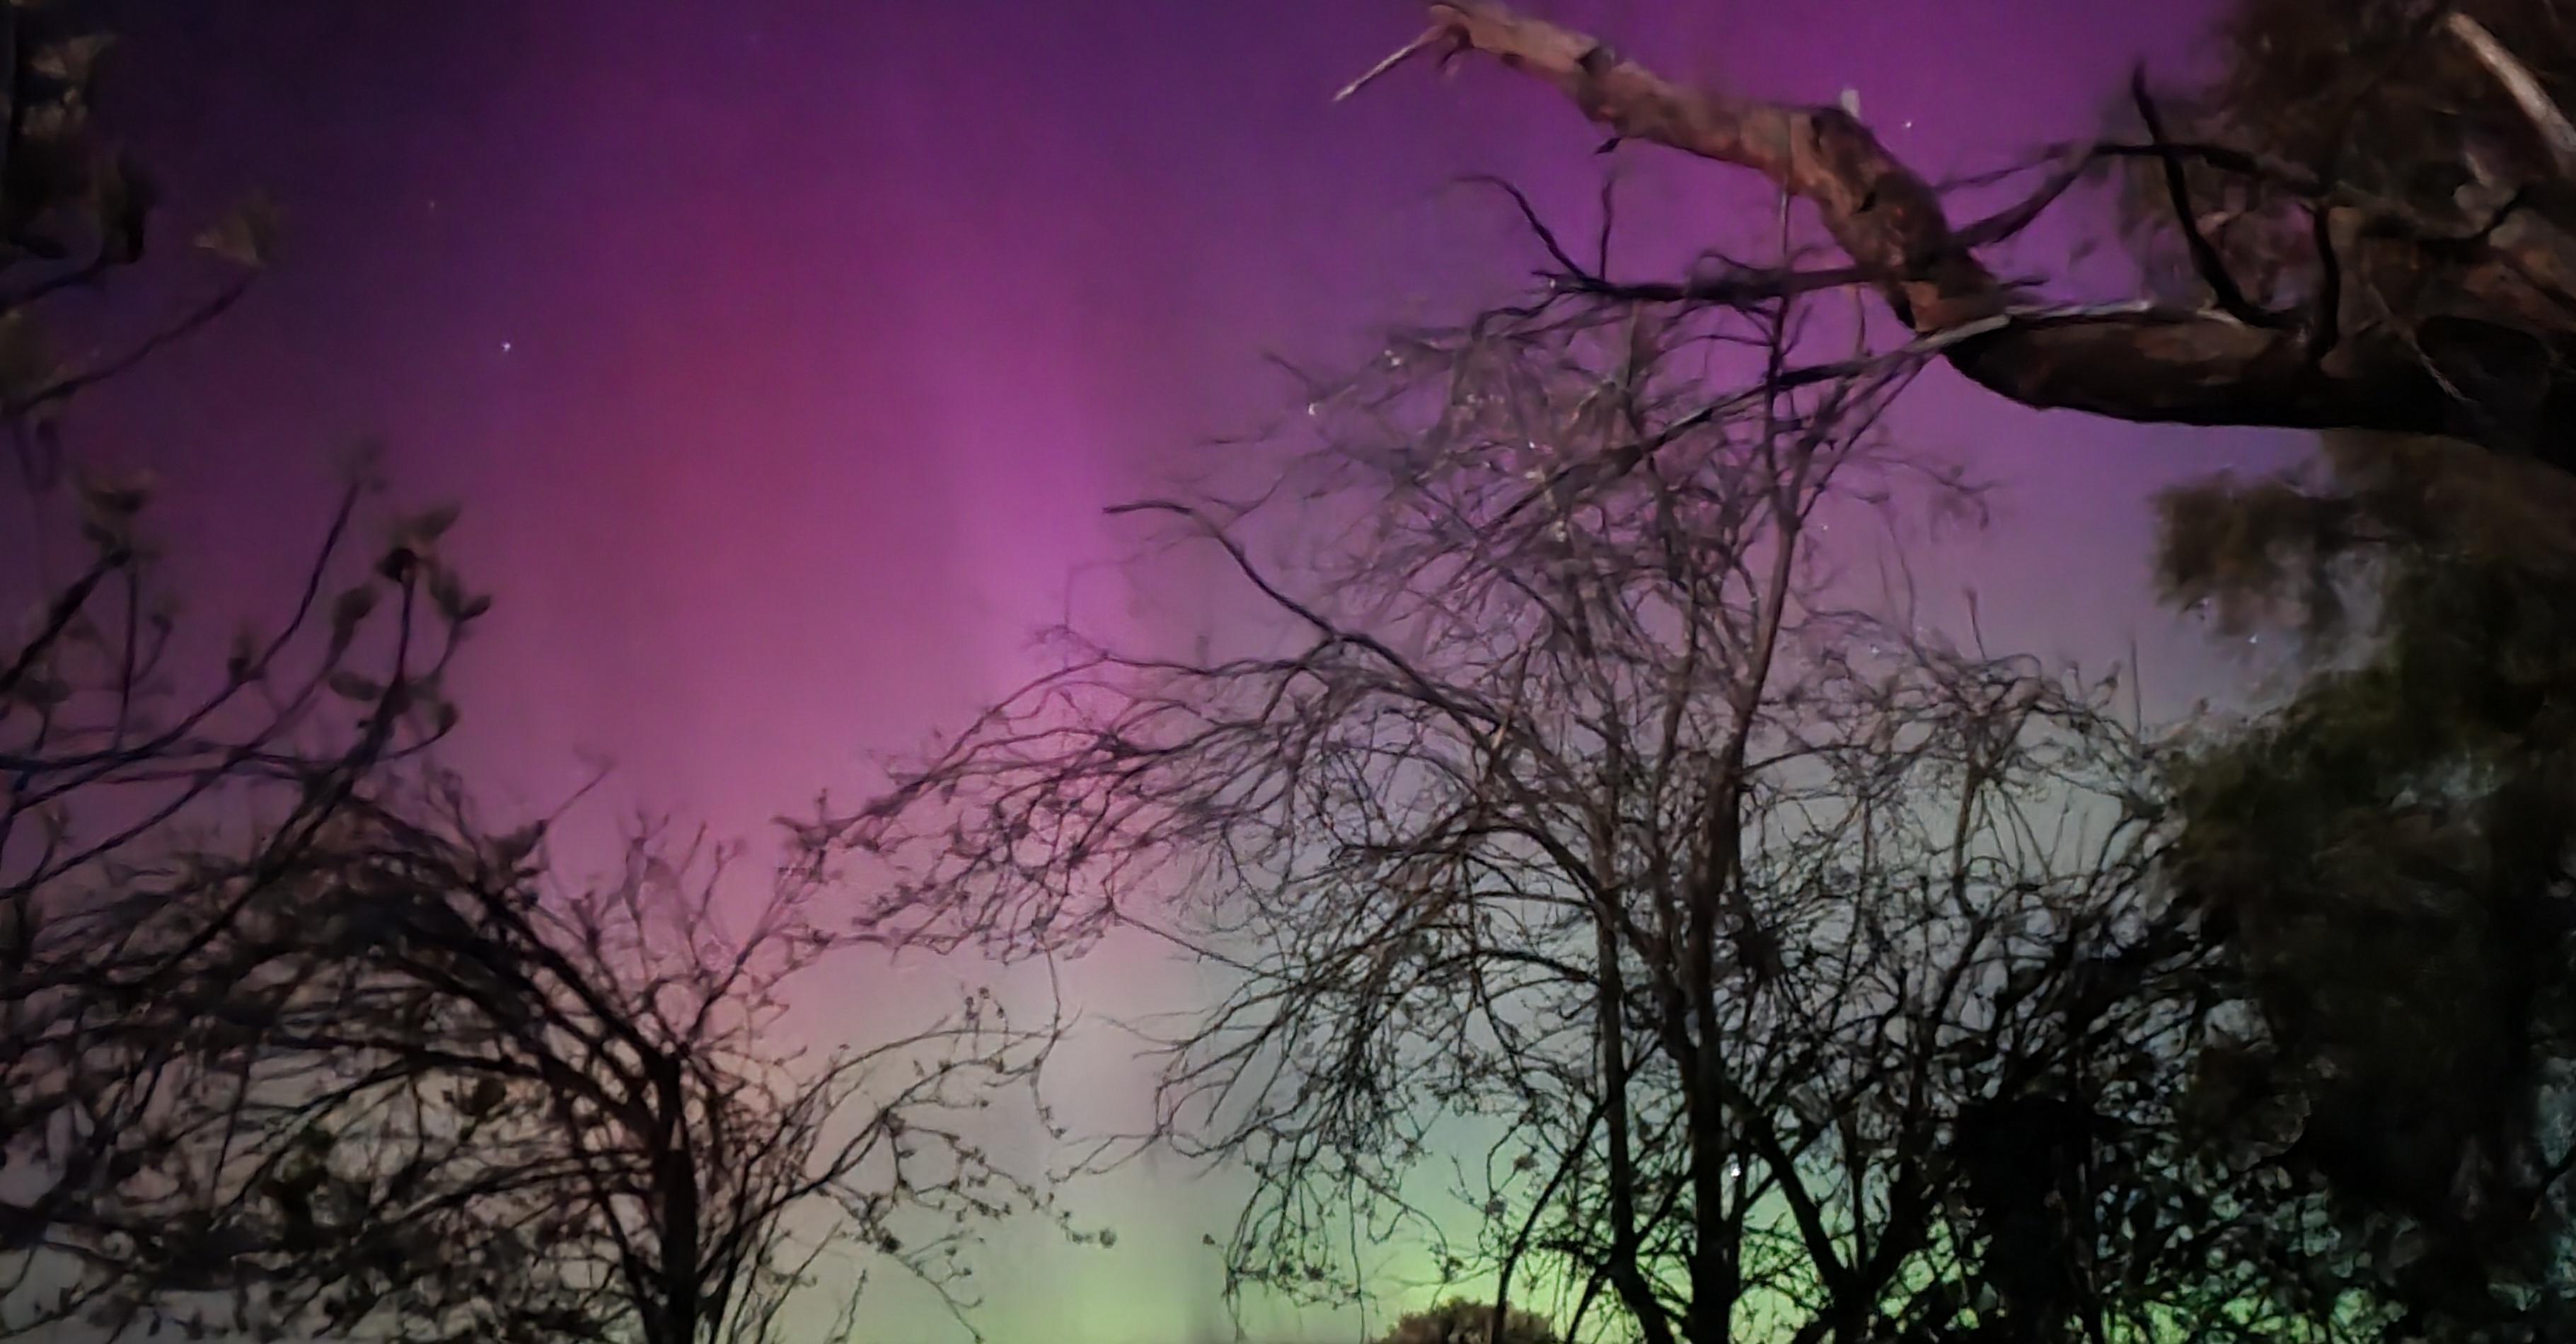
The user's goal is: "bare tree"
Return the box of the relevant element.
[1330,11,2576,1326]
[0,13,1064,1337]
[1331,2,2576,466]
[842,265,2328,1343]
[1,468,482,1335]
[2,353,1065,1343]
[0,243,1061,1344]
[0,4,395,1326]
[10,764,1061,1344]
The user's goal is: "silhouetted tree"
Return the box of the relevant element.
[843,274,2325,1343]
[0,467,485,1338]
[7,459,1064,1344]
[1336,6,2576,1336]
[2,11,1062,1340]
[2,5,384,1329]
[16,771,1060,1344]
[2134,427,2576,1342]
[2115,6,2576,1337]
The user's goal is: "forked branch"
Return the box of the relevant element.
[2447,12,2576,182]
[1356,1,2576,459]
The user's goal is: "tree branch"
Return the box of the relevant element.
[2130,67,2285,330]
[1381,1,2557,455]
[2447,12,2576,183]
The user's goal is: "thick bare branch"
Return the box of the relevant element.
[1390,1,2576,457]
[2448,12,2576,183]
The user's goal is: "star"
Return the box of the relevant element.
[499,340,514,353]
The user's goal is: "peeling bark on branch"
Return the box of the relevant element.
[2449,12,2576,183]
[1392,1,2576,463]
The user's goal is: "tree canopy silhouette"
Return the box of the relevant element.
[847,4,2576,1340]
[1331,5,2576,1334]
[845,271,2372,1342]
[1,11,1066,1340]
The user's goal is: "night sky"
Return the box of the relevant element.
[66,2,2303,1338]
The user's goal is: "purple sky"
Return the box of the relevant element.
[74,1,2301,1337]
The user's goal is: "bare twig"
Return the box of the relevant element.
[1336,25,1450,104]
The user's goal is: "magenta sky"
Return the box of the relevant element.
[75,1,2301,1338]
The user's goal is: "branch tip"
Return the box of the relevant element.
[1335,25,1449,104]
